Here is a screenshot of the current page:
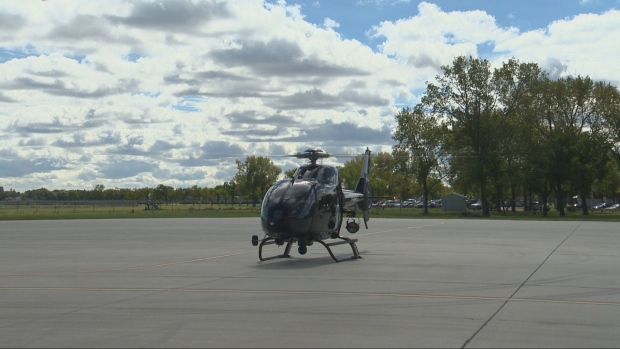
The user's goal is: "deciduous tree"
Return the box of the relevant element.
[234,156,281,206]
[393,106,447,214]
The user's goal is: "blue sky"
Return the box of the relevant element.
[0,0,619,191]
[273,0,617,43]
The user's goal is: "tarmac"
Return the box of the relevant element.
[1,217,619,348]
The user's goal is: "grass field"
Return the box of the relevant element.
[373,206,620,222]
[1,202,619,222]
[0,202,261,220]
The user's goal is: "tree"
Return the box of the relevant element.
[391,148,418,202]
[94,184,105,199]
[234,156,281,206]
[524,76,619,215]
[223,181,237,205]
[153,184,174,204]
[593,158,620,203]
[500,107,535,212]
[102,188,121,200]
[421,56,536,216]
[189,185,202,204]
[24,187,56,200]
[599,83,620,166]
[207,185,225,205]
[522,134,555,217]
[283,168,297,178]
[338,152,396,198]
[393,106,448,214]
[338,155,363,191]
[570,133,610,214]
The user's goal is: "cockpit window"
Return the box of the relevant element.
[321,166,337,184]
[295,165,338,184]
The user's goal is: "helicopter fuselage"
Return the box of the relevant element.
[260,164,343,243]
[253,147,371,262]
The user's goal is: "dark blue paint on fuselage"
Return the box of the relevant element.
[261,164,342,242]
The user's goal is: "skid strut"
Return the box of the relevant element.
[252,235,361,262]
[256,237,294,261]
[317,236,361,262]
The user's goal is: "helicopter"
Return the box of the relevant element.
[251,147,373,262]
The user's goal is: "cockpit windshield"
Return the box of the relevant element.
[294,165,338,184]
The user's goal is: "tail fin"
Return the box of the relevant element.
[354,148,373,228]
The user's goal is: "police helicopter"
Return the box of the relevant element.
[251,147,373,262]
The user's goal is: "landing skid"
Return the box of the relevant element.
[317,236,361,262]
[252,235,361,263]
[256,237,294,261]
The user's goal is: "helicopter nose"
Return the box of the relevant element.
[263,205,313,236]
[261,181,317,234]
[266,199,314,225]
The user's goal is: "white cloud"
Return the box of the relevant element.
[369,2,519,69]
[496,9,620,84]
[370,2,620,85]
[323,17,339,29]
[0,0,618,191]
[357,0,412,5]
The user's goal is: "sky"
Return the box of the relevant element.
[1,0,619,192]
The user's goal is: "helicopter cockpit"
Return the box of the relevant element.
[294,165,338,185]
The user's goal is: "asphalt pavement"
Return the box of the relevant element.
[1,217,619,348]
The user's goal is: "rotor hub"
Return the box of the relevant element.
[292,148,332,165]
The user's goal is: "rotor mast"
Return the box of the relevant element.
[294,148,331,165]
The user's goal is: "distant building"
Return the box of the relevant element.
[0,186,3,193]
[441,193,467,212]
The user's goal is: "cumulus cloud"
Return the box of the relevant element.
[48,15,123,42]
[0,0,617,191]
[495,9,620,81]
[106,0,232,33]
[209,39,370,78]
[0,10,25,32]
[0,91,17,103]
[97,159,158,179]
[369,2,519,70]
[0,151,68,177]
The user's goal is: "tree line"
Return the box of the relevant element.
[3,56,619,216]
[1,151,451,208]
[0,158,285,206]
[392,56,620,216]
